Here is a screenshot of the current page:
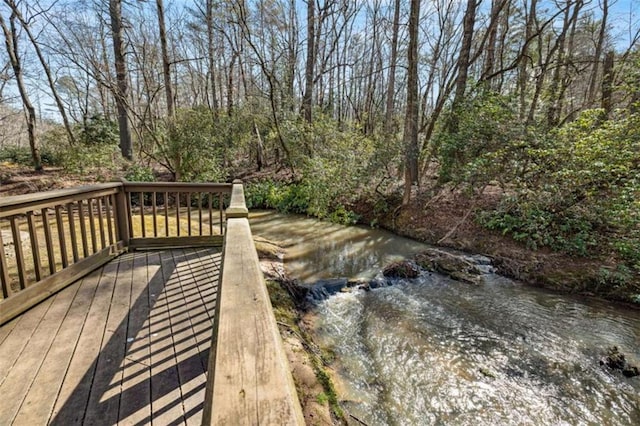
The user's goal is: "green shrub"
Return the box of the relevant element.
[479,108,640,270]
[124,164,155,182]
[78,115,119,146]
[0,145,60,167]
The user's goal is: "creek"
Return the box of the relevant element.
[249,211,640,425]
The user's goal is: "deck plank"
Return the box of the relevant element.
[117,251,153,425]
[1,248,221,425]
[148,250,185,425]
[12,267,102,424]
[49,260,118,425]
[170,249,216,425]
[0,297,52,385]
[0,277,81,423]
[82,253,133,425]
[0,316,18,345]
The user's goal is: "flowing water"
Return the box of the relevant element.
[250,211,640,425]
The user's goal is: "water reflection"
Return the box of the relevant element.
[249,210,428,283]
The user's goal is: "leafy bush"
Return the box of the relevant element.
[124,164,155,182]
[0,144,60,166]
[77,115,119,146]
[54,143,121,175]
[434,90,548,191]
[150,108,227,182]
[480,108,640,267]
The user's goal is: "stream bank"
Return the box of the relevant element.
[349,191,640,305]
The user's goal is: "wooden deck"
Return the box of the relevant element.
[0,247,221,426]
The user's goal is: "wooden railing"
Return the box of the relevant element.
[0,179,303,424]
[203,181,304,425]
[0,181,231,324]
[121,181,232,250]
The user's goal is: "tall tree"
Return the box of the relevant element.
[452,0,478,114]
[0,9,41,170]
[403,0,421,204]
[384,0,401,134]
[587,0,608,106]
[205,0,219,114]
[302,0,315,123]
[109,0,133,160]
[4,0,77,146]
[156,0,174,117]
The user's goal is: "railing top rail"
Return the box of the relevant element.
[0,183,123,218]
[122,181,233,193]
[226,180,249,218]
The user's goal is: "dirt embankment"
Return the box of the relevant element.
[350,189,638,306]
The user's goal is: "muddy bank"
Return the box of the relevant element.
[256,240,346,425]
[350,192,639,306]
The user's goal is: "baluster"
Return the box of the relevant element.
[139,192,146,238]
[41,208,56,274]
[10,218,27,289]
[106,195,115,245]
[198,192,203,236]
[96,197,107,249]
[164,191,169,237]
[208,193,213,236]
[27,211,43,281]
[152,192,158,237]
[77,200,89,257]
[219,193,224,235]
[187,192,192,236]
[127,191,134,239]
[175,192,181,237]
[87,199,98,253]
[67,203,79,263]
[0,226,12,297]
[55,206,69,268]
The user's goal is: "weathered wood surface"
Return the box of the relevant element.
[0,248,220,425]
[0,184,121,218]
[0,243,124,325]
[129,235,224,250]
[203,217,304,425]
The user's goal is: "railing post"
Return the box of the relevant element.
[226,179,249,219]
[115,180,130,247]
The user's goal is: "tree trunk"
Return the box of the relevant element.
[403,0,421,205]
[206,0,219,114]
[109,0,133,161]
[384,0,401,134]
[451,0,478,128]
[156,0,174,117]
[0,12,41,171]
[5,0,77,146]
[545,1,573,128]
[519,0,537,120]
[302,0,315,123]
[601,50,614,116]
[587,0,608,106]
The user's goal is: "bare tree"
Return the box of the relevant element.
[4,0,77,145]
[0,8,41,170]
[403,0,420,204]
[302,0,315,123]
[109,0,132,160]
[156,0,174,117]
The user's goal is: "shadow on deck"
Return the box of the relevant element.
[0,248,220,425]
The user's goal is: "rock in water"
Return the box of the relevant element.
[600,346,639,377]
[382,260,420,278]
